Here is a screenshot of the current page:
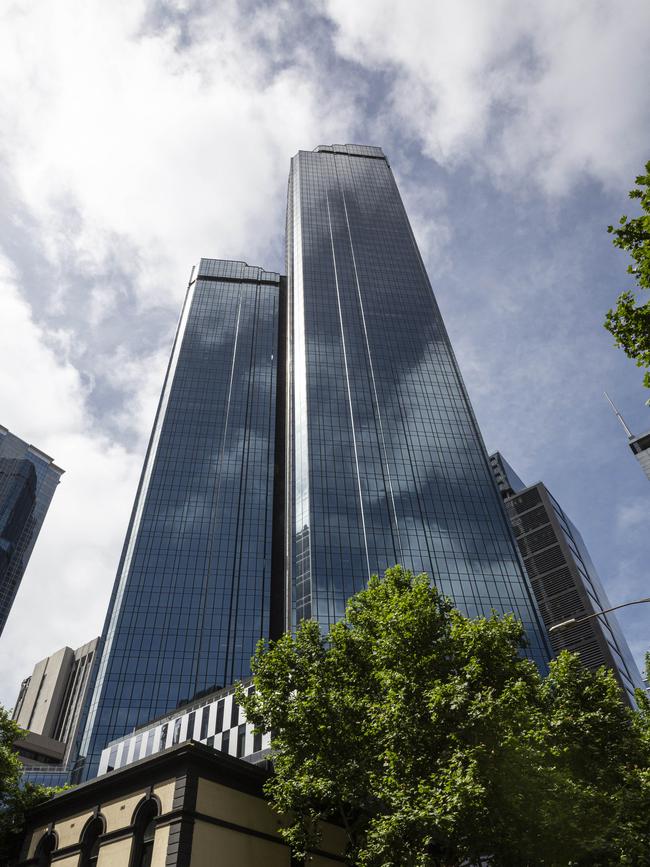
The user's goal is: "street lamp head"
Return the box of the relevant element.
[548,617,577,633]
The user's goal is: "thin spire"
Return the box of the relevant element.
[604,392,635,439]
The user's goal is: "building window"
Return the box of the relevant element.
[199,705,209,740]
[172,717,182,745]
[236,724,246,758]
[34,831,57,867]
[215,699,224,732]
[230,698,239,728]
[186,710,196,739]
[221,729,230,754]
[106,746,118,772]
[130,799,159,867]
[79,817,104,867]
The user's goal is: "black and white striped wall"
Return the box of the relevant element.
[98,682,270,775]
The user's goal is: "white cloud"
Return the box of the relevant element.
[0,0,356,311]
[323,0,650,194]
[0,257,144,707]
[102,342,171,442]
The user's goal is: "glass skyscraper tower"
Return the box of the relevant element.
[286,145,548,664]
[77,145,550,780]
[77,260,282,778]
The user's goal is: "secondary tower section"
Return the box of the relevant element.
[77,260,281,779]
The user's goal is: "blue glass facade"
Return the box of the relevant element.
[0,426,63,635]
[77,260,280,778]
[286,144,549,665]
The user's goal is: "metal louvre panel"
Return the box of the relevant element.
[532,566,574,598]
[515,524,558,557]
[507,504,549,536]
[525,545,567,578]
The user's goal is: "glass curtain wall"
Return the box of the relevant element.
[77,260,280,779]
[286,144,550,667]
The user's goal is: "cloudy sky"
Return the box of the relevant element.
[1,0,649,707]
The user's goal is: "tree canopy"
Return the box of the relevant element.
[605,161,650,394]
[0,707,59,864]
[239,566,650,866]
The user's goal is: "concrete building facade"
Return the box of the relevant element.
[13,638,99,765]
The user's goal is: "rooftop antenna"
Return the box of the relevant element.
[604,392,634,440]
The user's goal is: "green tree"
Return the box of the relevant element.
[605,161,650,394]
[0,707,59,864]
[239,566,650,866]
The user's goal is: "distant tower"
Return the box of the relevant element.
[490,452,644,704]
[0,426,63,635]
[604,393,650,481]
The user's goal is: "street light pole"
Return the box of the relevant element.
[548,597,650,633]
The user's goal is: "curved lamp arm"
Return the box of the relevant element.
[549,597,650,633]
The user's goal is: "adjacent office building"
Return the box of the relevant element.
[12,638,99,767]
[76,145,551,780]
[490,452,643,703]
[19,742,346,867]
[605,393,650,482]
[0,425,63,635]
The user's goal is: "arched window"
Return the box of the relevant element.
[79,816,104,867]
[130,798,159,867]
[34,831,57,867]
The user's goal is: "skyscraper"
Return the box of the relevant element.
[77,259,282,778]
[77,145,551,780]
[490,452,643,703]
[0,425,63,635]
[285,145,549,664]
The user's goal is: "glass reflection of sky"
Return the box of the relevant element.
[77,260,279,779]
[287,145,549,667]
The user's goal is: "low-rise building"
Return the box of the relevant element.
[18,741,345,866]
